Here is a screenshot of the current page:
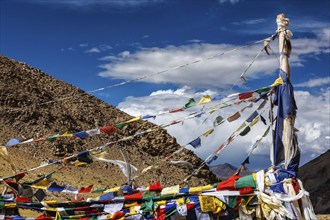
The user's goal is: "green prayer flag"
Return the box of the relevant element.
[47,134,60,142]
[115,122,129,129]
[183,98,196,109]
[255,86,271,94]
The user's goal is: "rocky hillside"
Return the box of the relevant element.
[0,55,217,195]
[299,150,330,214]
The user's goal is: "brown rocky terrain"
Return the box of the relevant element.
[299,150,330,214]
[0,55,217,200]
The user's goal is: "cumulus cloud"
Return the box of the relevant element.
[295,77,330,88]
[98,28,330,89]
[118,86,330,169]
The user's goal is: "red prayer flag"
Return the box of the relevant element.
[149,181,163,191]
[15,196,31,203]
[124,192,142,201]
[14,172,26,182]
[169,108,184,113]
[78,185,93,194]
[227,112,241,122]
[238,91,254,100]
[216,175,241,191]
[100,126,117,135]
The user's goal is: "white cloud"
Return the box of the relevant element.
[232,18,266,25]
[118,87,330,168]
[295,77,330,88]
[218,0,241,4]
[98,28,329,88]
[86,47,101,53]
[79,43,88,47]
[29,0,164,7]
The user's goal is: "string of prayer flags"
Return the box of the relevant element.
[198,95,212,105]
[183,98,196,109]
[188,137,201,148]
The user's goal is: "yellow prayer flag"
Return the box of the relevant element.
[72,161,87,166]
[104,186,120,193]
[176,197,190,206]
[202,129,214,137]
[126,116,142,123]
[32,178,53,189]
[61,132,73,137]
[156,200,167,206]
[236,122,247,132]
[271,76,284,87]
[198,95,212,105]
[250,116,260,127]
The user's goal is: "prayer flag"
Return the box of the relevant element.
[142,114,156,120]
[213,116,224,127]
[86,129,100,136]
[242,157,250,165]
[126,116,142,123]
[239,126,251,136]
[161,185,180,196]
[47,134,60,142]
[260,115,267,125]
[34,189,47,202]
[73,131,89,139]
[238,91,254,100]
[169,108,184,113]
[227,112,241,122]
[202,129,214,137]
[77,151,93,164]
[47,182,65,193]
[188,137,201,148]
[184,98,196,109]
[246,111,258,122]
[255,86,272,94]
[32,178,52,189]
[250,116,260,127]
[206,155,218,165]
[115,122,129,129]
[62,185,78,194]
[198,95,212,105]
[100,126,116,135]
[6,138,20,146]
[271,76,284,87]
[78,185,93,194]
[98,192,114,201]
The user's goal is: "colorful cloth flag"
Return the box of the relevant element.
[239,126,251,136]
[271,76,284,87]
[115,122,129,129]
[78,185,93,194]
[184,98,196,109]
[85,129,100,136]
[98,192,114,201]
[73,131,89,139]
[227,112,241,122]
[213,116,224,127]
[260,115,267,125]
[34,189,47,202]
[198,95,212,105]
[212,95,225,101]
[32,178,53,189]
[142,114,156,120]
[250,116,260,127]
[6,138,20,146]
[188,137,201,148]
[100,126,116,135]
[47,182,65,193]
[238,91,254,100]
[202,129,214,137]
[246,111,258,122]
[169,108,184,113]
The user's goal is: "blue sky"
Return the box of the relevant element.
[1,0,329,170]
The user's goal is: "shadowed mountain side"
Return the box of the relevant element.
[299,150,330,214]
[0,55,217,195]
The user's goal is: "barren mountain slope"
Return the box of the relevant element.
[0,55,217,195]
